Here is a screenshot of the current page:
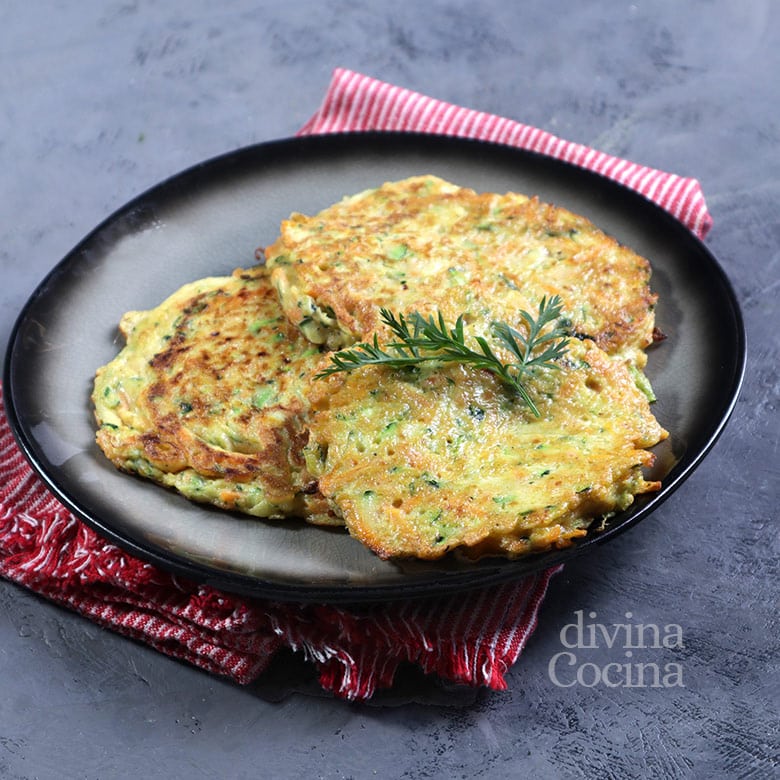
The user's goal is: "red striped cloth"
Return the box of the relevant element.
[0,70,712,701]
[299,68,712,238]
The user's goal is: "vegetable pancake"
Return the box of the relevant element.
[92,265,336,522]
[304,336,667,559]
[266,175,657,368]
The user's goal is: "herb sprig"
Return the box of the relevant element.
[315,296,570,416]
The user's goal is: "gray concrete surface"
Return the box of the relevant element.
[1,1,778,778]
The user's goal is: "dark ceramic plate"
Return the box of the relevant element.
[3,133,745,602]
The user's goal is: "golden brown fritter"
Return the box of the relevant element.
[304,338,667,560]
[92,265,338,522]
[266,175,657,368]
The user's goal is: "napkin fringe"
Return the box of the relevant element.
[278,568,560,700]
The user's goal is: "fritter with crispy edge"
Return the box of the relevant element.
[266,175,658,369]
[92,265,337,523]
[303,337,667,559]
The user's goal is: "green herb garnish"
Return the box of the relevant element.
[315,296,569,416]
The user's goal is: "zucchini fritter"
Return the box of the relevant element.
[92,266,335,522]
[266,175,657,368]
[304,338,667,559]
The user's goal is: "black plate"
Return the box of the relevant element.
[3,132,745,602]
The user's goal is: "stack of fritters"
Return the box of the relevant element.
[93,175,668,560]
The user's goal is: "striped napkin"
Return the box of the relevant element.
[0,69,712,701]
[299,68,712,238]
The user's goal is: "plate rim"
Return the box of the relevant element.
[2,131,747,602]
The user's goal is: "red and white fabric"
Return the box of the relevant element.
[300,68,711,238]
[0,69,712,701]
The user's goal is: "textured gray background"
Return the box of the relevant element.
[1,1,778,778]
